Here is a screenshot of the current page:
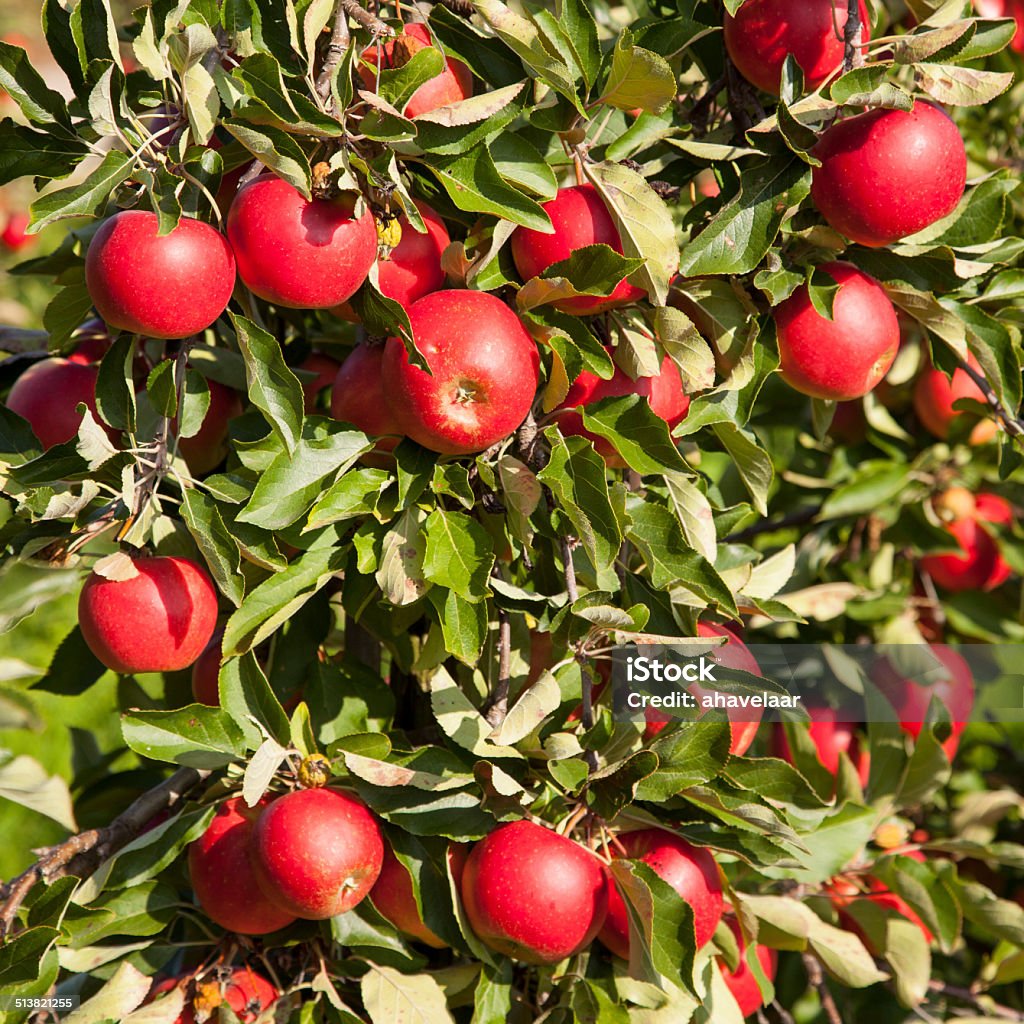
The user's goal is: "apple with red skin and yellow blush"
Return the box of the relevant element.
[148,968,278,1024]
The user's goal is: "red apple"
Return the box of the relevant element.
[811,103,967,247]
[920,490,1012,591]
[510,184,648,315]
[188,796,297,934]
[644,622,762,756]
[175,377,244,476]
[226,175,377,308]
[370,840,446,948]
[720,918,778,1018]
[149,968,278,1024]
[554,354,689,466]
[1,211,33,251]
[85,210,236,339]
[191,629,223,706]
[299,352,341,413]
[829,867,933,950]
[975,0,1024,52]
[331,344,404,458]
[599,828,723,959]
[461,820,608,964]
[772,705,871,788]
[5,358,107,449]
[774,262,899,400]
[913,352,998,445]
[724,0,870,94]
[358,22,473,119]
[829,400,868,444]
[78,555,218,674]
[251,787,383,919]
[381,290,540,455]
[873,645,975,760]
[694,169,721,199]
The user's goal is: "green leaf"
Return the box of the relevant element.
[0,41,71,125]
[0,926,59,987]
[917,64,1014,106]
[597,30,676,113]
[516,243,646,311]
[820,462,909,519]
[29,150,134,233]
[0,752,77,831]
[635,721,732,801]
[711,421,774,516]
[360,963,456,1024]
[222,119,312,198]
[378,507,432,607]
[94,335,137,434]
[429,589,488,666]
[664,472,717,564]
[121,706,247,769]
[472,961,513,1024]
[0,118,88,186]
[581,395,689,475]
[179,489,245,607]
[423,509,495,602]
[307,467,393,529]
[375,45,445,110]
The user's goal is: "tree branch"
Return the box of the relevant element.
[0,327,49,354]
[843,0,864,72]
[927,979,1024,1021]
[483,607,512,728]
[0,766,210,939]
[802,953,843,1024]
[430,0,475,15]
[955,355,1024,439]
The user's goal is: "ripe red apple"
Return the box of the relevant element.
[772,705,871,788]
[975,0,1024,52]
[370,840,446,948]
[188,796,297,934]
[599,828,723,959]
[299,352,341,413]
[774,262,899,400]
[85,210,235,339]
[5,358,106,449]
[644,621,762,756]
[913,352,998,445]
[724,0,870,94]
[554,354,689,466]
[226,175,377,308]
[191,629,223,705]
[175,378,244,476]
[331,344,404,459]
[381,290,540,455]
[920,490,1012,591]
[811,103,967,247]
[78,555,218,673]
[251,787,383,919]
[461,820,608,964]
[719,918,778,1018]
[694,169,721,199]
[829,865,933,950]
[149,968,278,1024]
[1,211,33,251]
[873,645,975,760]
[510,184,647,315]
[358,22,473,119]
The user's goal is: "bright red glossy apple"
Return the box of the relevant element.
[600,828,723,959]
[920,490,1012,592]
[188,796,297,935]
[461,820,608,964]
[913,352,998,445]
[175,377,244,476]
[724,0,870,94]
[358,22,473,119]
[811,103,967,247]
[78,555,218,674]
[251,787,383,919]
[554,354,689,466]
[873,645,975,760]
[381,290,540,455]
[1,211,33,251]
[720,918,778,1018]
[774,262,899,400]
[370,841,446,948]
[772,705,871,787]
[298,351,341,413]
[644,622,762,755]
[149,968,278,1024]
[331,344,404,459]
[226,175,377,308]
[85,210,235,339]
[510,184,648,315]
[5,358,106,449]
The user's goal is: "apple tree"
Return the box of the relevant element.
[0,0,1023,1021]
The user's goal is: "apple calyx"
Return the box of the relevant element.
[297,754,333,789]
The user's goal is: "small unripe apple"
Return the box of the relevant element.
[873,645,975,760]
[370,840,446,947]
[331,344,403,459]
[645,622,762,755]
[298,352,342,413]
[251,787,384,919]
[811,103,967,247]
[772,705,871,788]
[85,210,236,339]
[461,820,608,964]
[175,378,244,476]
[227,176,377,308]
[913,352,998,445]
[78,555,218,673]
[921,491,1012,592]
[599,828,723,959]
[510,185,648,315]
[5,358,107,449]
[381,290,540,455]
[719,918,778,1018]
[724,0,870,94]
[358,22,473,119]
[188,796,297,934]
[774,262,899,401]
[554,353,689,467]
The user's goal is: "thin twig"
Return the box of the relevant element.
[955,355,1024,438]
[316,0,353,103]
[802,952,843,1024]
[340,0,393,39]
[843,0,864,73]
[483,607,512,728]
[0,766,210,938]
[927,979,1024,1021]
[431,0,474,15]
[725,505,821,543]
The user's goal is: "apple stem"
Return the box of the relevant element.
[842,0,864,73]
